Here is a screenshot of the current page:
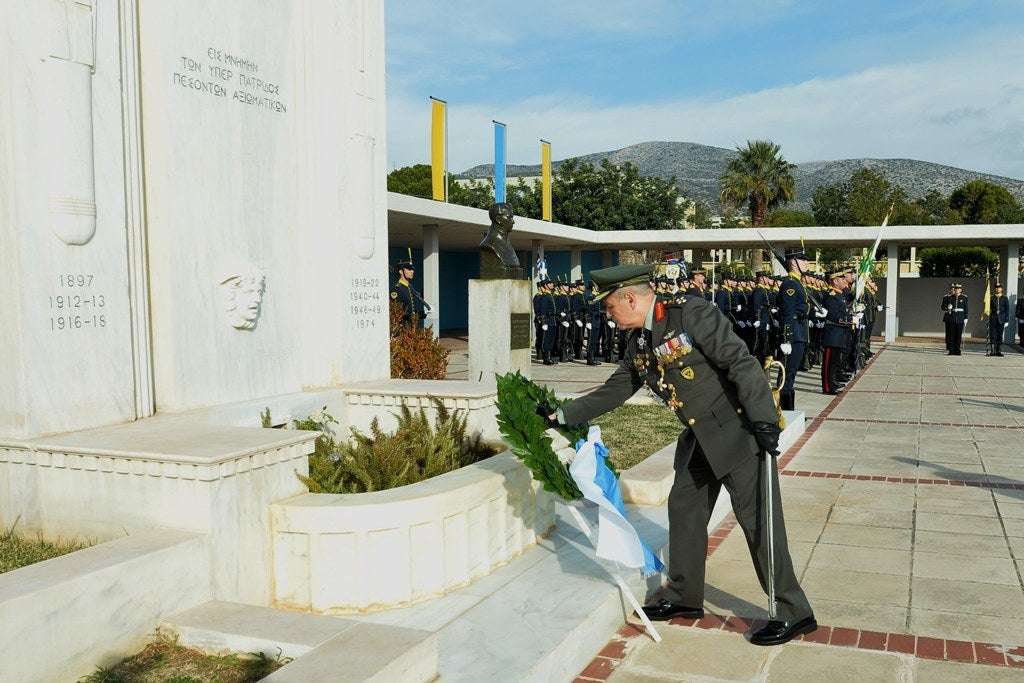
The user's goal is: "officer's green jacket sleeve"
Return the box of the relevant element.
[687,297,778,425]
[560,355,642,426]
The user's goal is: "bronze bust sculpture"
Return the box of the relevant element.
[479,203,524,279]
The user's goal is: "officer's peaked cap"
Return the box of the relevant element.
[589,264,653,302]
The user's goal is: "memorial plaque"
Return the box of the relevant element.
[510,313,531,350]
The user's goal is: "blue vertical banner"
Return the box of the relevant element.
[493,120,507,204]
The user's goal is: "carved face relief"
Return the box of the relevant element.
[219,270,266,330]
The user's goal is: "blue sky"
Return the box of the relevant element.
[385,1,1024,178]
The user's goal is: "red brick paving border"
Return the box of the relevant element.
[824,416,1024,430]
[848,389,1024,399]
[576,610,1024,679]
[577,345,1024,680]
[779,470,1024,490]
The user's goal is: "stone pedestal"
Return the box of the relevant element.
[468,280,532,384]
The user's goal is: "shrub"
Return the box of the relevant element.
[290,400,496,494]
[389,302,449,379]
[919,247,999,277]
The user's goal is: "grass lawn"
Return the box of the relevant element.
[592,403,681,471]
[80,632,287,683]
[0,526,90,574]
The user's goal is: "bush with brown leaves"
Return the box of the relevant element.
[389,302,449,379]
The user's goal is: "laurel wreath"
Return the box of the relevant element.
[494,371,602,501]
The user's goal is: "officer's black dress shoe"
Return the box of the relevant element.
[587,360,601,365]
[749,614,818,646]
[636,599,704,621]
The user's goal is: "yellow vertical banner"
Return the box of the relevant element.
[541,139,552,221]
[430,97,447,201]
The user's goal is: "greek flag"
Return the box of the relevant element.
[569,427,664,576]
[536,257,548,281]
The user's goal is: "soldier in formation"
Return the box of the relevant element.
[942,283,969,355]
[1017,295,1024,346]
[987,283,1010,357]
[532,280,558,365]
[820,269,855,395]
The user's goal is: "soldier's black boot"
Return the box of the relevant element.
[636,599,704,622]
[750,614,818,646]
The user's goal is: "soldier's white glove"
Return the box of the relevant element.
[1018,318,1024,324]
[876,305,884,311]
[735,305,743,312]
[585,322,592,329]
[947,305,953,312]
[541,324,548,331]
[561,321,570,328]
[608,321,616,328]
[852,313,864,325]
[753,321,761,328]
[815,308,827,318]
[771,307,778,314]
[576,320,583,327]
[1004,322,1009,328]
[780,342,793,356]
[560,312,567,317]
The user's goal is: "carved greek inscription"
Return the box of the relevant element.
[172,48,288,114]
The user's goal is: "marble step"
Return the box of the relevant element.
[162,601,437,682]
[350,503,672,682]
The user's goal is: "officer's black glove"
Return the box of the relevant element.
[535,402,560,429]
[750,421,781,456]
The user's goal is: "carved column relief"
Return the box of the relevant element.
[45,0,97,245]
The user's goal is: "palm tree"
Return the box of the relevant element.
[719,140,796,269]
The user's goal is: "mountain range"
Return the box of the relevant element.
[460,141,1024,213]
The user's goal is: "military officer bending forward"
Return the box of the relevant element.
[543,264,815,646]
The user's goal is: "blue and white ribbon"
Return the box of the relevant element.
[569,426,664,576]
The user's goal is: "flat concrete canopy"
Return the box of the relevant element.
[388,192,1024,251]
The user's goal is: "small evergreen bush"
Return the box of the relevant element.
[267,401,496,494]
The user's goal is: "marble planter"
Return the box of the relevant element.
[270,451,555,613]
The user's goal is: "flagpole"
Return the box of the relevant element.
[565,505,662,643]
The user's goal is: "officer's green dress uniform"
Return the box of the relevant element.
[561,265,813,625]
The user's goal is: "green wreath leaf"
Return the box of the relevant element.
[495,370,597,501]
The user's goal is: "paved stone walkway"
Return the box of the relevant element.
[576,343,1024,682]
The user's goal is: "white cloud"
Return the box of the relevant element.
[386,39,1024,179]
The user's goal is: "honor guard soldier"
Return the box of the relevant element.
[687,269,708,299]
[715,272,733,320]
[585,281,604,365]
[751,271,773,365]
[943,283,969,355]
[941,283,956,353]
[821,270,853,394]
[554,281,572,361]
[571,280,587,358]
[987,283,1010,356]
[390,257,427,327]
[777,250,810,411]
[1016,296,1024,346]
[540,263,815,645]
[533,280,557,365]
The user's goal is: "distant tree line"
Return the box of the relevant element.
[386,159,690,232]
